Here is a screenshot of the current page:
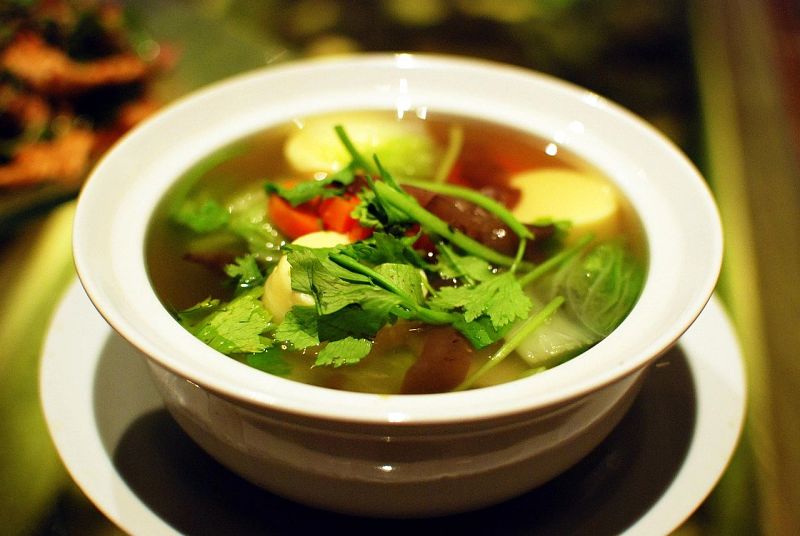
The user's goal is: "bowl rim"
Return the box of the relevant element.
[73,52,723,425]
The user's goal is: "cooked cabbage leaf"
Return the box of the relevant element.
[560,241,645,337]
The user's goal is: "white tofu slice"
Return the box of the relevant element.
[509,168,620,242]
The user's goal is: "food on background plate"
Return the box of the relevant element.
[0,0,170,223]
[148,111,647,394]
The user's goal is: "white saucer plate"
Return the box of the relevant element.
[41,281,745,535]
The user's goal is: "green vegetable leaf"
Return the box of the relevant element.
[173,198,229,233]
[430,272,531,328]
[315,337,373,367]
[224,254,264,292]
[561,241,645,337]
[264,166,356,206]
[374,263,425,305]
[226,188,284,263]
[273,306,320,349]
[179,290,272,355]
[174,186,283,267]
[353,181,416,231]
[176,297,221,325]
[433,242,494,282]
[246,347,292,376]
[452,314,511,349]
[317,305,391,341]
[341,232,426,268]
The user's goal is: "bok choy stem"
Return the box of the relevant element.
[334,124,376,175]
[455,295,565,391]
[518,233,594,289]
[432,125,464,184]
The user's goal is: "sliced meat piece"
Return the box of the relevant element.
[401,326,472,394]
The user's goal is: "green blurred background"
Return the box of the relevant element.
[2,0,798,534]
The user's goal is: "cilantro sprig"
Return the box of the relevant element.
[264,166,356,206]
[176,288,273,355]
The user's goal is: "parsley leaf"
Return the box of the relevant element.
[316,337,373,367]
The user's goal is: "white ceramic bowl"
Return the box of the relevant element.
[73,54,722,518]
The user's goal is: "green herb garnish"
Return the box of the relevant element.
[177,289,272,355]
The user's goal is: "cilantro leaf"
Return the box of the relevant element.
[315,337,373,367]
[285,244,366,297]
[275,304,388,353]
[341,232,426,268]
[429,272,531,328]
[286,245,406,318]
[176,297,221,325]
[278,246,435,355]
[246,347,292,376]
[353,180,416,231]
[374,263,425,305]
[453,315,512,349]
[434,242,494,282]
[264,166,356,206]
[173,199,229,233]
[179,290,272,355]
[224,254,265,293]
[273,306,320,349]
[317,305,388,341]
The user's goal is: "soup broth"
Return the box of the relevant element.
[147,111,646,394]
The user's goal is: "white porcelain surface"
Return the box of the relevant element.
[70,54,724,516]
[41,283,745,534]
[147,357,643,515]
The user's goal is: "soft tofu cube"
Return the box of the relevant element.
[262,231,350,323]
